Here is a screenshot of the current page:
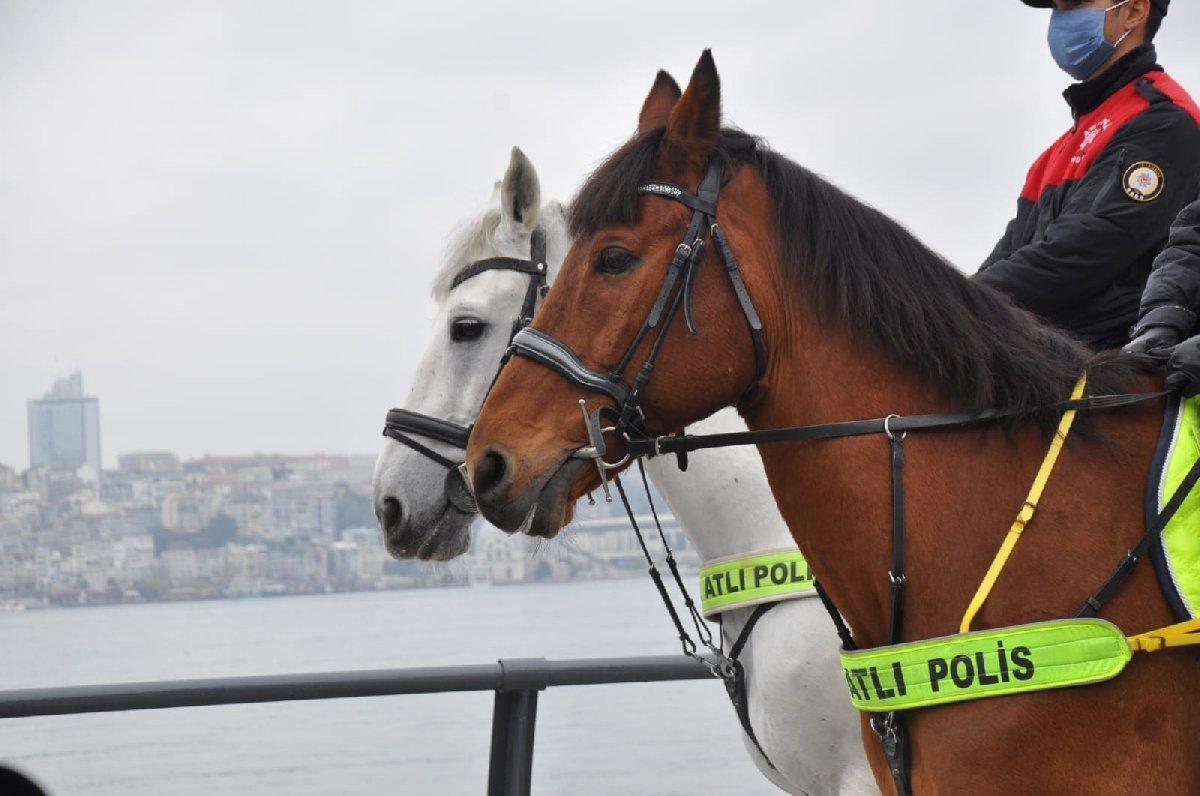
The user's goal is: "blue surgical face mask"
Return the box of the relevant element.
[1048,0,1133,82]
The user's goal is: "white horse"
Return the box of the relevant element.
[373,148,873,795]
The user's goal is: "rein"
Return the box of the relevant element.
[622,391,1170,458]
[610,457,784,769]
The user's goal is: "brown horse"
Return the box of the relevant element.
[465,51,1200,793]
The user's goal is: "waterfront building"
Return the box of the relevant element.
[159,491,216,533]
[112,535,156,585]
[562,514,697,573]
[339,527,388,584]
[161,547,199,584]
[269,481,337,539]
[27,465,93,505]
[26,372,102,480]
[224,490,270,537]
[117,451,181,474]
[468,531,531,584]
[327,540,362,586]
[1,491,41,525]
[0,463,19,492]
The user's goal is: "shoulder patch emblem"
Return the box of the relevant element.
[1123,161,1165,202]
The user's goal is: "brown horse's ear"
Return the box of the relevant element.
[638,70,682,135]
[662,50,721,168]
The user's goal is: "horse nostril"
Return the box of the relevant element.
[472,449,511,501]
[378,496,404,535]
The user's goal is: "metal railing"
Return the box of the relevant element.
[0,654,716,796]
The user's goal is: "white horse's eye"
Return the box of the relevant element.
[450,318,487,342]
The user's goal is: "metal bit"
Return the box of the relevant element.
[575,399,612,503]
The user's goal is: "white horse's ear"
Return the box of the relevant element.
[500,147,541,233]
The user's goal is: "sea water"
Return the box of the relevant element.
[0,580,781,794]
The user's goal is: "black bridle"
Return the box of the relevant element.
[381,227,548,511]
[506,157,766,493]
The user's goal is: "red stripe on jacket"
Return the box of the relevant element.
[1020,72,1200,202]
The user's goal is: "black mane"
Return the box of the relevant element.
[569,127,1148,428]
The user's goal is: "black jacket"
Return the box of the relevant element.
[1132,197,1200,339]
[977,46,1200,350]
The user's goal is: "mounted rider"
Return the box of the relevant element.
[1123,198,1200,395]
[976,0,1200,351]
[1127,196,1200,353]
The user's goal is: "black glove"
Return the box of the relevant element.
[1166,334,1200,398]
[1123,325,1181,358]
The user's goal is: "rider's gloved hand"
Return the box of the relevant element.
[1166,334,1200,398]
[1123,325,1181,358]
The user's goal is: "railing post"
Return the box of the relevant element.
[487,658,548,796]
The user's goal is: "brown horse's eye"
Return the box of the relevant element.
[595,246,637,275]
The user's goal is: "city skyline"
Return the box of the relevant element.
[1,366,682,609]
[0,434,688,610]
[6,371,378,474]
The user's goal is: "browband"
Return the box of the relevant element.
[637,182,718,216]
[625,391,1170,458]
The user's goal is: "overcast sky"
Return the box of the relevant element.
[1,1,1197,469]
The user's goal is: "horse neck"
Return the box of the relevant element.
[739,297,1038,647]
[643,408,793,564]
